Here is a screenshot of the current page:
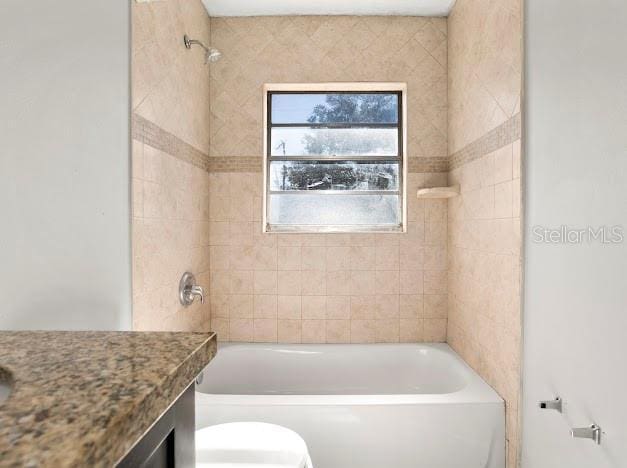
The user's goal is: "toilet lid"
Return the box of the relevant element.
[196,422,311,468]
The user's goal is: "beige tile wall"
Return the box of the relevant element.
[447,141,522,467]
[207,16,450,343]
[209,172,449,343]
[133,0,211,152]
[447,0,523,466]
[209,16,448,161]
[132,140,211,331]
[131,0,212,331]
[448,0,522,154]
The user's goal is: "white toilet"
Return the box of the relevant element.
[196,422,313,468]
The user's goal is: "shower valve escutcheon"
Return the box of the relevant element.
[571,424,602,445]
[179,272,204,306]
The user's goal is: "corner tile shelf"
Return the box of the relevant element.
[416,185,460,199]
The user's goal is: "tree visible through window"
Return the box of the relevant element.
[265,87,405,232]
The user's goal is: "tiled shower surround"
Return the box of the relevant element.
[131,0,212,331]
[207,16,450,343]
[447,0,523,466]
[131,5,523,465]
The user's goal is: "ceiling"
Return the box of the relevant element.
[201,0,457,17]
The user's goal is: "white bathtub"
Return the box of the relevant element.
[196,343,504,468]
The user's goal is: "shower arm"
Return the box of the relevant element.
[184,35,210,54]
[183,34,221,64]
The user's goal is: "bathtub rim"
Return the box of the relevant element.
[196,343,503,406]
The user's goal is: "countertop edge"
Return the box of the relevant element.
[70,333,217,467]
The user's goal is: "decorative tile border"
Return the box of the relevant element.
[132,103,518,176]
[408,157,449,173]
[209,156,262,173]
[132,113,211,172]
[449,113,522,170]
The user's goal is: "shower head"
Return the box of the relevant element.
[206,47,222,63]
[183,34,221,64]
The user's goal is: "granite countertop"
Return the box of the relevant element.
[0,331,216,467]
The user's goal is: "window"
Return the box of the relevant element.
[263,84,407,233]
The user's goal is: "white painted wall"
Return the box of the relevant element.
[0,0,131,330]
[522,1,627,467]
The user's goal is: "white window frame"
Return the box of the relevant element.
[262,82,408,234]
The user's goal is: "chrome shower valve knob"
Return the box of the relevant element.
[179,272,205,306]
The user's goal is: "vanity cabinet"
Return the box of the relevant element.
[117,383,195,468]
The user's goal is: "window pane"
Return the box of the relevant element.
[268,194,400,226]
[271,93,398,124]
[270,127,398,157]
[269,161,399,191]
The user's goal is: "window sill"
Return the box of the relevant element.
[264,224,405,234]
